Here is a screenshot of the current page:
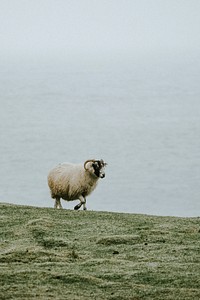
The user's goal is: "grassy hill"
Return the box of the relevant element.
[0,203,200,299]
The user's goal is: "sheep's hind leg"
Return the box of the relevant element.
[74,195,87,210]
[54,198,63,209]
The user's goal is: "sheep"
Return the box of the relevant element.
[47,159,107,210]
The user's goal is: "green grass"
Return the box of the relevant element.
[0,203,200,299]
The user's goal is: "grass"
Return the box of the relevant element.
[0,203,200,299]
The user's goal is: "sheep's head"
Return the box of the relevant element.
[84,159,107,178]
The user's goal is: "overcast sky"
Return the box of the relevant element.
[0,0,200,62]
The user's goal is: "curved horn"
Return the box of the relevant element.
[84,159,96,170]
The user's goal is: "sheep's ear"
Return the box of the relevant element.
[100,159,108,166]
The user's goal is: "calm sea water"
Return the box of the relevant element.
[0,57,199,216]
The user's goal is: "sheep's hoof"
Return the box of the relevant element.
[74,204,81,210]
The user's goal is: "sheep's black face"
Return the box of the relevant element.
[92,160,107,178]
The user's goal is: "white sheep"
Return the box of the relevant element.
[47,159,107,210]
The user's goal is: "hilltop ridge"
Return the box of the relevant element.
[0,203,200,299]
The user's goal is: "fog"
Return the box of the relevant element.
[0,0,200,62]
[1,1,200,216]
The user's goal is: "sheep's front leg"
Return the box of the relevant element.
[54,198,63,209]
[82,198,87,211]
[74,195,87,210]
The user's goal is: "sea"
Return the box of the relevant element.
[0,55,199,217]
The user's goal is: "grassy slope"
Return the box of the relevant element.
[0,203,200,300]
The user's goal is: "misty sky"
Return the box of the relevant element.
[0,0,200,62]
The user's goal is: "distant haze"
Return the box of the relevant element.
[0,1,200,217]
[0,0,200,62]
